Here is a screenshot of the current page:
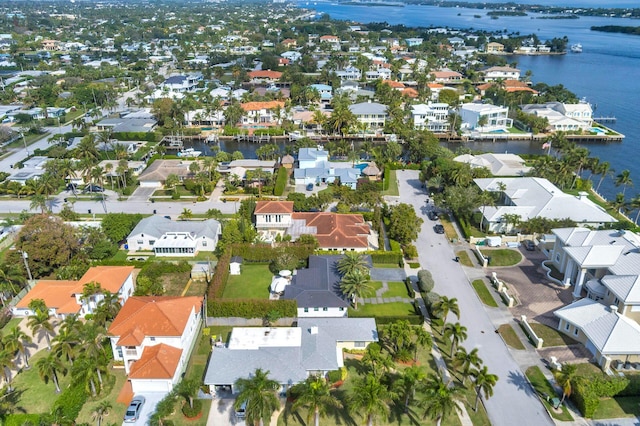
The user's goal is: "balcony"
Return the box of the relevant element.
[256,222,289,228]
[125,349,138,357]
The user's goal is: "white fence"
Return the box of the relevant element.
[520,315,544,349]
[490,272,516,308]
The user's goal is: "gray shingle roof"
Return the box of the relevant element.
[128,216,220,240]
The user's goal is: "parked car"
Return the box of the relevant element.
[123,396,145,423]
[235,400,247,419]
[83,184,104,193]
[65,183,77,192]
[434,224,445,234]
[428,211,439,221]
[523,240,535,251]
[306,183,314,191]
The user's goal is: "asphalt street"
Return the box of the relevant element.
[395,170,553,426]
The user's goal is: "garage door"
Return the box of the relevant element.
[131,379,172,393]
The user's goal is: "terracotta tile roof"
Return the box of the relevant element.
[108,296,203,339]
[255,200,294,214]
[117,327,147,346]
[128,344,182,380]
[402,88,419,98]
[428,83,445,89]
[240,101,285,112]
[79,266,135,293]
[292,213,370,248]
[383,80,405,89]
[320,35,339,41]
[431,71,463,79]
[248,70,282,79]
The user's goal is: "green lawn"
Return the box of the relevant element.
[10,349,74,415]
[1,317,23,332]
[206,326,234,347]
[497,324,525,350]
[480,249,522,266]
[525,366,574,421]
[362,281,383,298]
[529,323,579,347]
[382,169,399,196]
[381,282,410,298]
[592,396,640,419]
[349,302,417,317]
[372,263,401,268]
[455,251,473,267]
[440,217,460,241]
[76,369,128,424]
[222,263,272,299]
[471,279,499,308]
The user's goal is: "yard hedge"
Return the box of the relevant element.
[572,375,629,418]
[230,243,316,263]
[209,251,231,299]
[618,373,640,396]
[5,414,41,426]
[273,167,288,196]
[353,314,424,325]
[207,299,297,318]
[404,277,416,298]
[52,382,88,422]
[368,250,403,265]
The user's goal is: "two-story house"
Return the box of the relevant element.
[161,74,202,93]
[294,148,361,189]
[459,103,512,132]
[483,66,521,82]
[549,228,640,370]
[411,103,451,133]
[13,266,135,319]
[348,101,388,130]
[240,101,285,126]
[254,200,295,239]
[108,296,203,393]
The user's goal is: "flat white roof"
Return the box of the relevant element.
[228,327,302,350]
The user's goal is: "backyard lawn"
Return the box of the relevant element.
[480,249,522,266]
[184,279,208,297]
[382,169,399,196]
[592,396,640,419]
[159,270,192,296]
[222,263,272,299]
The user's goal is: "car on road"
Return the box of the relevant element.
[83,184,104,193]
[523,240,536,251]
[428,211,439,220]
[306,183,314,191]
[124,396,145,423]
[434,224,445,234]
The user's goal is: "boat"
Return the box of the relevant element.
[177,148,202,158]
[570,43,582,53]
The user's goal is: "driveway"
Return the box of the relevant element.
[122,391,168,426]
[207,397,246,426]
[369,267,406,282]
[128,187,156,202]
[395,170,552,426]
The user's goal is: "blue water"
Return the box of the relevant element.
[294,1,640,202]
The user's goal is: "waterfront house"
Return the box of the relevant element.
[294,148,361,189]
[521,102,593,132]
[348,101,388,130]
[108,296,203,393]
[411,103,450,133]
[486,42,505,53]
[203,317,377,394]
[482,66,521,81]
[459,103,512,132]
[453,153,531,176]
[240,101,285,127]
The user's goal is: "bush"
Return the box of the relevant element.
[404,278,416,298]
[365,315,424,325]
[618,374,640,397]
[52,382,88,422]
[572,375,629,418]
[273,166,288,196]
[4,414,41,426]
[181,399,203,418]
[327,370,342,383]
[403,244,418,259]
[207,299,297,318]
[424,292,441,312]
[368,250,403,265]
[417,270,434,293]
[0,307,12,329]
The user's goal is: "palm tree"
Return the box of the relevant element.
[432,296,460,321]
[79,321,108,385]
[27,310,54,350]
[175,378,199,410]
[611,193,628,215]
[81,281,103,313]
[393,365,427,413]
[91,401,112,426]
[453,346,482,385]
[615,169,633,196]
[336,252,370,277]
[0,349,16,391]
[93,291,121,326]
[443,322,468,358]
[595,161,613,193]
[0,263,26,305]
[234,368,281,426]
[72,356,103,397]
[36,352,67,393]
[179,208,193,220]
[339,270,372,310]
[291,375,343,426]
[471,366,498,411]
[554,363,577,404]
[4,326,32,369]
[420,374,464,426]
[349,374,394,426]
[52,322,80,365]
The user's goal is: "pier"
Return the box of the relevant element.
[594,117,617,123]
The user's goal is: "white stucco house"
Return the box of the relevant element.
[108,296,203,393]
[294,148,361,189]
[459,103,512,132]
[483,66,521,81]
[411,103,450,132]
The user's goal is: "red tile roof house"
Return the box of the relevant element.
[12,266,135,319]
[107,296,203,393]
[247,70,282,84]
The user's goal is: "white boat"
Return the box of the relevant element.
[570,43,582,53]
[177,148,202,158]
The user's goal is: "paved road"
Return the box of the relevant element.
[395,170,553,426]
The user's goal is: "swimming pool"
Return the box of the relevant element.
[490,129,508,134]
[590,127,605,134]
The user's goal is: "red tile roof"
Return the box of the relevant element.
[292,213,370,248]
[255,200,294,214]
[108,296,202,342]
[383,80,405,89]
[248,70,282,80]
[240,101,285,112]
[128,344,182,380]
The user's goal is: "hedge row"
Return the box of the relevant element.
[112,131,161,142]
[387,162,422,171]
[209,251,231,299]
[572,375,629,418]
[273,167,288,196]
[350,314,424,325]
[368,250,403,265]
[230,244,316,263]
[404,277,416,298]
[618,373,640,397]
[458,216,473,240]
[208,299,297,318]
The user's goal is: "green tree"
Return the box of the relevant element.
[0,349,16,391]
[36,352,67,393]
[4,326,32,369]
[91,401,112,426]
[554,363,577,404]
[175,378,200,410]
[388,203,423,245]
[615,169,633,196]
[432,296,460,321]
[393,365,427,413]
[27,310,54,350]
[420,374,464,426]
[454,347,482,385]
[349,374,394,426]
[471,366,498,411]
[336,252,370,277]
[234,368,281,426]
[339,270,372,310]
[291,375,343,426]
[413,326,432,362]
[443,322,468,358]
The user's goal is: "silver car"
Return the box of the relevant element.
[123,395,146,423]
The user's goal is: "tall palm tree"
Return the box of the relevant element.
[91,401,112,426]
[554,363,577,404]
[629,194,640,225]
[336,252,370,277]
[339,270,372,310]
[4,326,32,369]
[420,374,464,426]
[595,161,613,193]
[471,366,498,411]
[0,349,16,391]
[93,291,121,327]
[36,352,67,393]
[291,375,343,426]
[393,365,427,413]
[52,323,80,366]
[615,169,633,196]
[27,310,54,350]
[453,346,482,385]
[349,374,394,426]
[79,321,108,384]
[234,368,281,426]
[443,322,468,358]
[81,281,103,313]
[432,296,460,321]
[72,355,103,397]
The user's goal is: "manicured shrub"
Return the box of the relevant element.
[417,269,435,293]
[207,299,297,318]
[403,244,418,259]
[403,278,416,298]
[424,292,441,312]
[181,399,203,418]
[572,375,629,418]
[368,250,403,265]
[327,370,342,383]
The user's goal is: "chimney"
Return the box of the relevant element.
[609,305,618,314]
[309,326,318,335]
